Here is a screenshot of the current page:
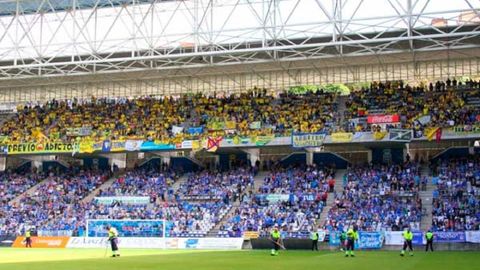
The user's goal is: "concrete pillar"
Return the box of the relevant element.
[367,149,372,163]
[306,151,313,166]
[0,156,6,172]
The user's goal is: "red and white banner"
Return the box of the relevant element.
[367,114,400,124]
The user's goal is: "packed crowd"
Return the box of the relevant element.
[0,170,41,236]
[323,163,423,232]
[0,169,110,236]
[86,168,236,237]
[0,90,337,144]
[431,157,480,231]
[177,168,254,202]
[98,168,178,202]
[218,166,334,237]
[344,80,480,134]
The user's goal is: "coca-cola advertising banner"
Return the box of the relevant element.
[367,114,400,124]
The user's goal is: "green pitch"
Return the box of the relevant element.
[0,248,478,270]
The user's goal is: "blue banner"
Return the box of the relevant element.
[329,231,342,246]
[102,140,111,152]
[329,231,383,249]
[357,232,384,249]
[188,126,204,134]
[140,141,176,151]
[435,231,466,243]
[412,232,424,245]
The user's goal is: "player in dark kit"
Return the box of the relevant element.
[106,225,120,257]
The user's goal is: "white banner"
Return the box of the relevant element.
[125,140,143,151]
[94,196,150,205]
[384,231,406,245]
[172,126,184,135]
[465,231,480,243]
[67,237,243,250]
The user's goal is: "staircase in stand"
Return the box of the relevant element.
[206,170,267,237]
[419,165,435,231]
[317,169,346,227]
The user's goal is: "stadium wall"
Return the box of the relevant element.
[249,239,480,251]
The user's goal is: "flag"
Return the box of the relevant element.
[172,125,184,135]
[373,131,387,140]
[435,128,442,143]
[425,127,439,141]
[206,137,222,152]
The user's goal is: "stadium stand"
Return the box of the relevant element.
[430,157,480,231]
[218,165,334,237]
[0,91,338,143]
[1,169,110,236]
[323,163,424,232]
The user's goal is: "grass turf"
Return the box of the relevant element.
[0,248,478,270]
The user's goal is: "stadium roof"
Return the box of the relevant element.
[0,0,157,16]
[0,0,479,85]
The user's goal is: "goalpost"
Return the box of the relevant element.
[85,219,168,249]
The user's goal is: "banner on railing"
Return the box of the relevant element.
[465,231,480,243]
[389,129,413,142]
[292,133,326,148]
[94,196,150,205]
[5,142,80,155]
[384,231,424,245]
[435,231,466,243]
[367,114,400,124]
[329,231,383,249]
[331,132,353,143]
[357,232,384,249]
[243,231,260,240]
[66,237,243,250]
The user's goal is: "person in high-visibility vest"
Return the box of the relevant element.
[270,226,282,256]
[345,226,358,257]
[425,230,434,252]
[24,229,32,248]
[310,230,319,251]
[401,228,414,256]
[106,225,120,257]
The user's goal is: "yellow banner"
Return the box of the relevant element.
[6,142,79,155]
[243,231,260,240]
[331,132,353,143]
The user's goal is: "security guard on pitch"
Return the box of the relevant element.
[345,226,358,257]
[270,226,282,256]
[425,230,434,252]
[401,228,414,256]
[106,225,120,257]
[310,229,319,251]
